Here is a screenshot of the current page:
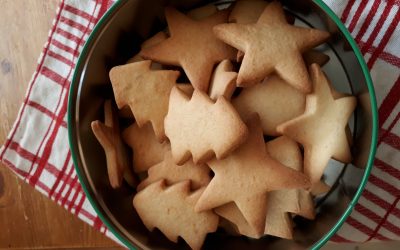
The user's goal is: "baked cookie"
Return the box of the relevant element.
[277,64,356,186]
[195,115,310,235]
[122,123,170,173]
[133,180,219,250]
[141,7,236,91]
[165,87,248,165]
[233,75,306,136]
[91,100,136,188]
[109,60,180,141]
[208,59,237,101]
[213,1,330,92]
[137,151,211,191]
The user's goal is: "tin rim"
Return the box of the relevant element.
[67,1,379,249]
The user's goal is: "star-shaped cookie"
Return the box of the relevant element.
[91,100,136,188]
[140,7,236,91]
[277,64,356,186]
[195,115,310,235]
[109,60,180,142]
[215,136,314,239]
[213,1,330,92]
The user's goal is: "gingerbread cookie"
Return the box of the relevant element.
[165,87,248,165]
[141,7,236,91]
[127,31,167,69]
[133,180,218,250]
[277,64,356,186]
[233,75,306,136]
[109,60,180,141]
[213,1,330,92]
[208,59,237,101]
[122,123,170,173]
[137,151,211,191]
[195,115,310,235]
[91,100,136,188]
[187,4,218,20]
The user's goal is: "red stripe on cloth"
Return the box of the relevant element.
[25,87,69,183]
[68,182,82,211]
[41,66,69,87]
[2,158,29,178]
[51,39,75,55]
[379,112,400,148]
[367,8,400,68]
[74,185,86,215]
[47,49,74,67]
[355,203,400,235]
[53,161,75,202]
[7,141,71,179]
[355,0,382,44]
[0,0,65,162]
[56,27,81,44]
[48,151,71,198]
[341,0,357,24]
[62,175,79,207]
[330,234,354,243]
[367,197,400,241]
[64,4,94,22]
[93,216,104,230]
[361,1,394,56]
[29,0,100,186]
[346,217,389,240]
[382,128,400,151]
[60,16,88,33]
[375,158,400,180]
[26,100,67,128]
[97,0,110,21]
[363,189,400,219]
[34,180,92,216]
[378,75,400,127]
[369,175,400,197]
[348,0,369,33]
[358,41,400,68]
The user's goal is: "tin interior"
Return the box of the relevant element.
[68,0,376,249]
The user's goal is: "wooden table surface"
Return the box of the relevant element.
[0,1,123,249]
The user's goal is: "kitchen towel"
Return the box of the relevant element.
[1,0,399,244]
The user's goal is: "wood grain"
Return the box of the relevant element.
[0,1,122,249]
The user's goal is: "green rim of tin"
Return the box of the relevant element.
[67,1,379,249]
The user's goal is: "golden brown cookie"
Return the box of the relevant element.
[164,87,248,165]
[126,31,167,68]
[233,75,306,136]
[137,151,211,191]
[213,1,330,92]
[122,123,170,173]
[141,7,236,91]
[195,115,310,235]
[265,137,315,223]
[109,60,180,141]
[187,4,218,20]
[91,100,136,188]
[133,180,219,250]
[228,0,269,24]
[208,59,237,101]
[303,49,330,66]
[277,64,357,187]
[215,136,314,239]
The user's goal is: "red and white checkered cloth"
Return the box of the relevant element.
[0,0,399,245]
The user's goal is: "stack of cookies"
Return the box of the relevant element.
[91,1,357,249]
